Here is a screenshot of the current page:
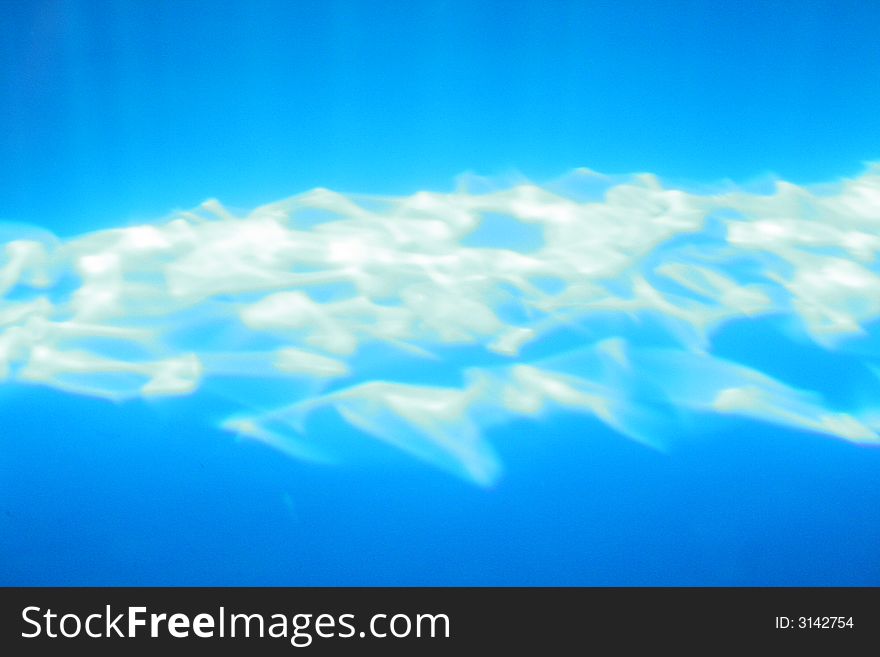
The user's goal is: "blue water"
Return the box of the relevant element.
[2,1,880,586]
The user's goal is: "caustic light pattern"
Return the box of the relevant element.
[2,167,880,484]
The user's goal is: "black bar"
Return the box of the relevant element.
[1,587,876,654]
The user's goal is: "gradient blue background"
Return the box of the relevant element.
[1,0,879,584]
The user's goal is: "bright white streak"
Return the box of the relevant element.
[2,166,879,483]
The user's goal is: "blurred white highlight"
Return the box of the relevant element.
[2,166,879,484]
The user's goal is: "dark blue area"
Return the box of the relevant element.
[2,386,878,585]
